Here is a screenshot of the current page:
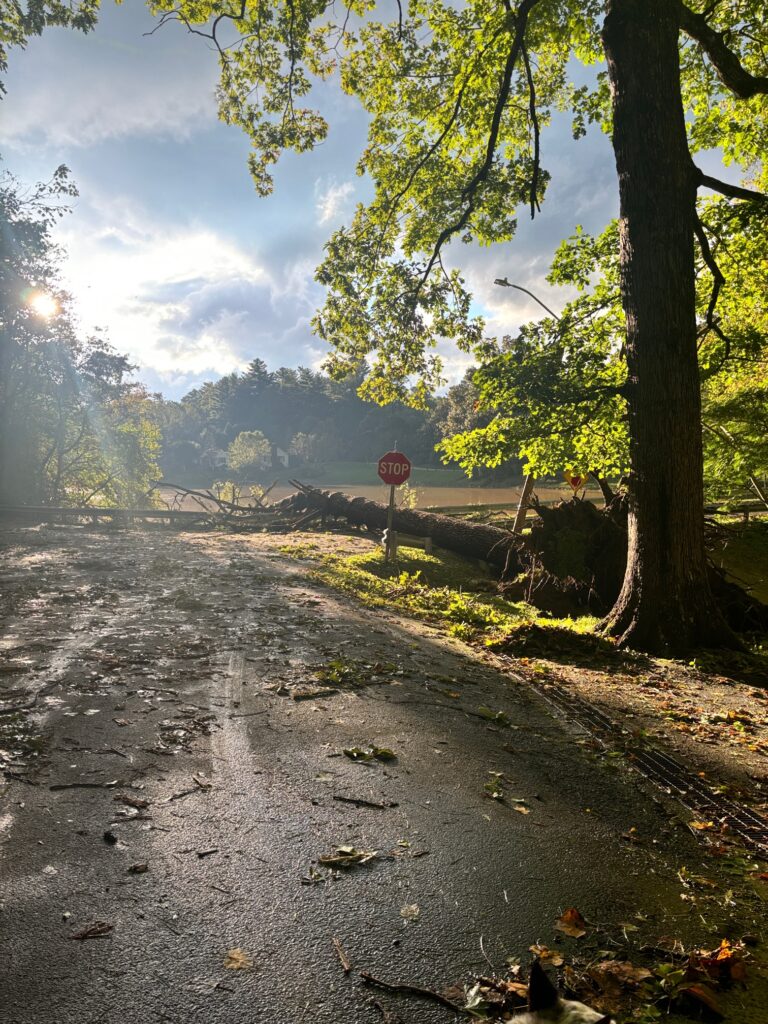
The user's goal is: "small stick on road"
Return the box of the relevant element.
[359,971,466,1013]
[50,780,120,790]
[333,795,399,809]
[332,936,351,973]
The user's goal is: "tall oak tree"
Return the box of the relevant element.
[6,0,768,651]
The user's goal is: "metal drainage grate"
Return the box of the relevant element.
[524,675,768,860]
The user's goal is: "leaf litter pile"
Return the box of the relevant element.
[336,909,759,1023]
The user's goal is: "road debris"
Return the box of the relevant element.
[114,793,150,810]
[343,745,396,763]
[69,921,113,940]
[332,795,398,809]
[483,771,504,800]
[50,780,120,790]
[332,936,351,973]
[368,998,403,1024]
[554,907,588,938]
[224,948,252,970]
[317,845,377,868]
[359,971,463,1013]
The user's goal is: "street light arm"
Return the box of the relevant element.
[493,279,562,321]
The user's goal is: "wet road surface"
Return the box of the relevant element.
[0,526,761,1023]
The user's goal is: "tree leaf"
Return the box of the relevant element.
[554,907,588,938]
[225,948,252,970]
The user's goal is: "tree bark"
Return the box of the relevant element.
[600,0,737,654]
[590,471,614,508]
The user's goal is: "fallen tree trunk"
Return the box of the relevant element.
[282,484,768,632]
[279,483,526,572]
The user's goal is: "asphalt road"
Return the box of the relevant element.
[0,526,761,1023]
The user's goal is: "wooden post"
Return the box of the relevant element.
[512,474,535,533]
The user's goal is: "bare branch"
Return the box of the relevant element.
[693,213,732,371]
[369,20,510,271]
[521,39,541,219]
[697,171,768,203]
[417,0,543,291]
[144,1,247,56]
[679,2,768,98]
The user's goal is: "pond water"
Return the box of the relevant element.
[159,480,601,512]
[251,480,599,510]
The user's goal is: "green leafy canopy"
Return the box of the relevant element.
[7,0,767,487]
[146,0,766,484]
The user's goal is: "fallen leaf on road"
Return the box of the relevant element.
[690,938,748,984]
[343,746,396,762]
[588,960,652,995]
[400,904,420,921]
[224,948,252,970]
[680,984,722,1018]
[513,804,531,814]
[477,706,511,727]
[318,845,377,868]
[127,863,149,874]
[529,944,563,966]
[554,907,588,938]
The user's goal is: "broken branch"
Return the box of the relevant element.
[360,971,466,1013]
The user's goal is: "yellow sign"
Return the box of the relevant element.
[564,469,589,492]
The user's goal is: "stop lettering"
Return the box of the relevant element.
[377,451,412,485]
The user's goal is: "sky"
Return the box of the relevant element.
[1,3,734,400]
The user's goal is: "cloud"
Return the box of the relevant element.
[55,196,326,395]
[316,180,355,225]
[437,115,618,345]
[2,4,218,149]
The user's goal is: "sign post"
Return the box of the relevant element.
[377,449,412,562]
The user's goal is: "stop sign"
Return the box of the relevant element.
[378,450,412,486]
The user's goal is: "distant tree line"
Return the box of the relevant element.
[155,361,522,483]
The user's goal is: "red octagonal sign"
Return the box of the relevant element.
[378,450,412,486]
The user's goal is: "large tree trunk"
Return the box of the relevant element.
[600,0,737,654]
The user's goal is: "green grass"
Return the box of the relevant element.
[276,541,322,559]
[343,546,492,589]
[305,545,597,645]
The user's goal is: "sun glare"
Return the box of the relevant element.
[29,292,59,319]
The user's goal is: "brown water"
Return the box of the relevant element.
[266,482,535,508]
[164,481,599,510]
